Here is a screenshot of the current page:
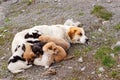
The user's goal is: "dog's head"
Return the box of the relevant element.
[43,42,58,55]
[67,27,89,44]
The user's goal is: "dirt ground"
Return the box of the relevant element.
[0,0,120,80]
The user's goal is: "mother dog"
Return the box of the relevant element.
[12,20,89,54]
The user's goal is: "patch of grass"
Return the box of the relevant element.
[0,26,14,45]
[95,46,116,68]
[109,70,120,79]
[27,0,34,5]
[78,12,84,16]
[102,56,116,68]
[95,46,113,59]
[91,5,112,20]
[113,23,120,29]
[4,17,10,22]
[74,49,81,57]
[113,46,120,53]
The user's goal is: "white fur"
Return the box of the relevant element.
[8,60,32,73]
[34,52,54,68]
[64,19,81,26]
[8,43,32,73]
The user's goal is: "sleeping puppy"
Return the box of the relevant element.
[33,42,55,68]
[23,42,46,64]
[38,35,70,51]
[34,42,67,68]
[8,44,32,73]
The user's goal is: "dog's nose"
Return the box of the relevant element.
[85,38,89,44]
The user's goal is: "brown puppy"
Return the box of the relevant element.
[38,35,70,51]
[34,42,67,68]
[23,43,35,64]
[23,42,46,64]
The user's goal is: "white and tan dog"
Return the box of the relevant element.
[11,19,88,54]
[9,19,88,73]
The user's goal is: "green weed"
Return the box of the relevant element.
[4,18,10,22]
[95,46,116,68]
[102,56,116,68]
[0,26,13,45]
[78,12,84,16]
[74,49,81,57]
[113,23,120,29]
[91,5,112,20]
[108,70,120,79]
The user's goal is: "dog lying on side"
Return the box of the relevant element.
[38,35,70,51]
[11,19,89,56]
[34,42,67,68]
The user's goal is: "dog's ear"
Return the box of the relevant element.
[68,28,77,40]
[48,46,52,50]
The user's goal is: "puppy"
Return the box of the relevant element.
[34,42,67,68]
[8,44,32,73]
[38,35,70,50]
[23,42,46,64]
[34,42,55,68]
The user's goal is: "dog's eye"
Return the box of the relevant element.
[79,33,82,36]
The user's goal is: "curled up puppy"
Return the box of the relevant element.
[38,35,70,51]
[23,42,46,64]
[34,42,67,68]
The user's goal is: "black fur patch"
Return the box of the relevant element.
[24,32,41,39]
[14,45,20,52]
[27,40,40,44]
[22,44,25,52]
[8,56,25,64]
[31,41,47,56]
[14,47,17,52]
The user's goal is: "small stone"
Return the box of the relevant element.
[68,66,73,69]
[107,0,112,3]
[110,53,114,58]
[115,41,120,47]
[0,35,3,37]
[117,64,120,68]
[99,67,105,72]
[21,10,25,12]
[1,56,5,60]
[102,21,110,25]
[98,74,102,77]
[4,30,8,32]
[92,36,95,39]
[91,71,95,74]
[78,57,83,62]
[81,66,86,71]
[98,28,103,32]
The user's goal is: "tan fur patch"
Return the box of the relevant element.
[23,43,35,62]
[68,27,82,40]
[43,42,67,62]
[38,35,70,50]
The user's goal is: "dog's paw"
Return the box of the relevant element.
[11,69,25,74]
